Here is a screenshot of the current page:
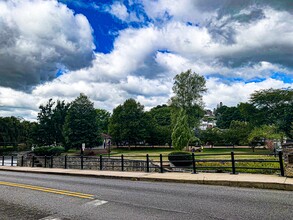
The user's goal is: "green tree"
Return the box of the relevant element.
[18,120,38,149]
[224,121,252,146]
[37,99,55,145]
[199,127,224,146]
[37,99,69,146]
[170,69,206,128]
[63,94,98,150]
[171,109,192,151]
[108,105,123,146]
[0,116,21,147]
[250,88,293,138]
[215,106,242,129]
[248,124,284,144]
[109,99,146,147]
[52,100,70,145]
[237,102,263,126]
[96,109,111,145]
[145,105,172,146]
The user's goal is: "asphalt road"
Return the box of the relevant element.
[0,171,292,220]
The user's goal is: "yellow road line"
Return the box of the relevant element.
[0,181,94,199]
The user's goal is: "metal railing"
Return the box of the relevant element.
[1,151,285,176]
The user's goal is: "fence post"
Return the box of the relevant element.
[2,155,4,166]
[146,154,149,173]
[159,154,163,173]
[121,154,124,171]
[44,155,47,168]
[231,152,236,174]
[64,155,67,169]
[21,156,24,167]
[50,156,53,168]
[99,155,103,170]
[32,156,35,167]
[192,153,196,174]
[81,155,84,170]
[11,155,14,166]
[278,151,285,176]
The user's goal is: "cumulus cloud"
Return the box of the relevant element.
[204,78,293,109]
[0,0,95,90]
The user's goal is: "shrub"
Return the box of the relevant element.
[168,151,193,167]
[33,146,65,156]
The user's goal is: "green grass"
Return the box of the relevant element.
[109,147,280,174]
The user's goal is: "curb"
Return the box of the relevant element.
[0,167,292,191]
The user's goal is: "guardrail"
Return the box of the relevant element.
[0,151,284,176]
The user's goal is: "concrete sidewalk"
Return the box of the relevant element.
[0,166,292,191]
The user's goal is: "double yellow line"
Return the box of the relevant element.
[0,181,94,199]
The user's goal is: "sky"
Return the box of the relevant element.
[0,0,292,121]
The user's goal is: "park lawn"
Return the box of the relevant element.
[109,147,280,175]
[110,147,275,160]
[110,148,173,160]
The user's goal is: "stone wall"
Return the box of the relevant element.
[282,143,293,177]
[17,155,159,172]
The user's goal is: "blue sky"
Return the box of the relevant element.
[0,0,292,120]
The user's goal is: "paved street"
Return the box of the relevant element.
[0,171,292,220]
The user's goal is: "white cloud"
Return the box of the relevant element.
[108,2,129,21]
[120,76,171,96]
[0,0,94,90]
[204,78,293,109]
[107,2,142,23]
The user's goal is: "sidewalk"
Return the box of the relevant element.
[1,166,292,191]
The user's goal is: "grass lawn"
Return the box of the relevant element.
[110,147,274,159]
[109,147,280,175]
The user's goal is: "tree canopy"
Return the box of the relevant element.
[63,94,98,149]
[109,99,146,147]
[170,69,206,128]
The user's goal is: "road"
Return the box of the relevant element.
[0,171,292,220]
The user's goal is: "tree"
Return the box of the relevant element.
[109,99,146,147]
[237,102,263,126]
[248,124,284,150]
[108,105,123,146]
[37,99,69,146]
[63,94,98,150]
[199,127,224,146]
[215,105,242,129]
[171,109,192,151]
[96,109,111,145]
[52,100,70,145]
[0,116,21,147]
[145,105,172,146]
[170,69,206,128]
[18,120,38,149]
[37,99,55,145]
[224,121,252,146]
[250,88,293,138]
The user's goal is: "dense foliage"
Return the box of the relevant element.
[171,109,192,151]
[63,94,98,149]
[33,146,65,156]
[109,99,147,147]
[170,69,206,128]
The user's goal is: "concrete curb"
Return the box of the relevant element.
[0,167,292,191]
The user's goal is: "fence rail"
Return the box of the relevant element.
[0,151,285,176]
